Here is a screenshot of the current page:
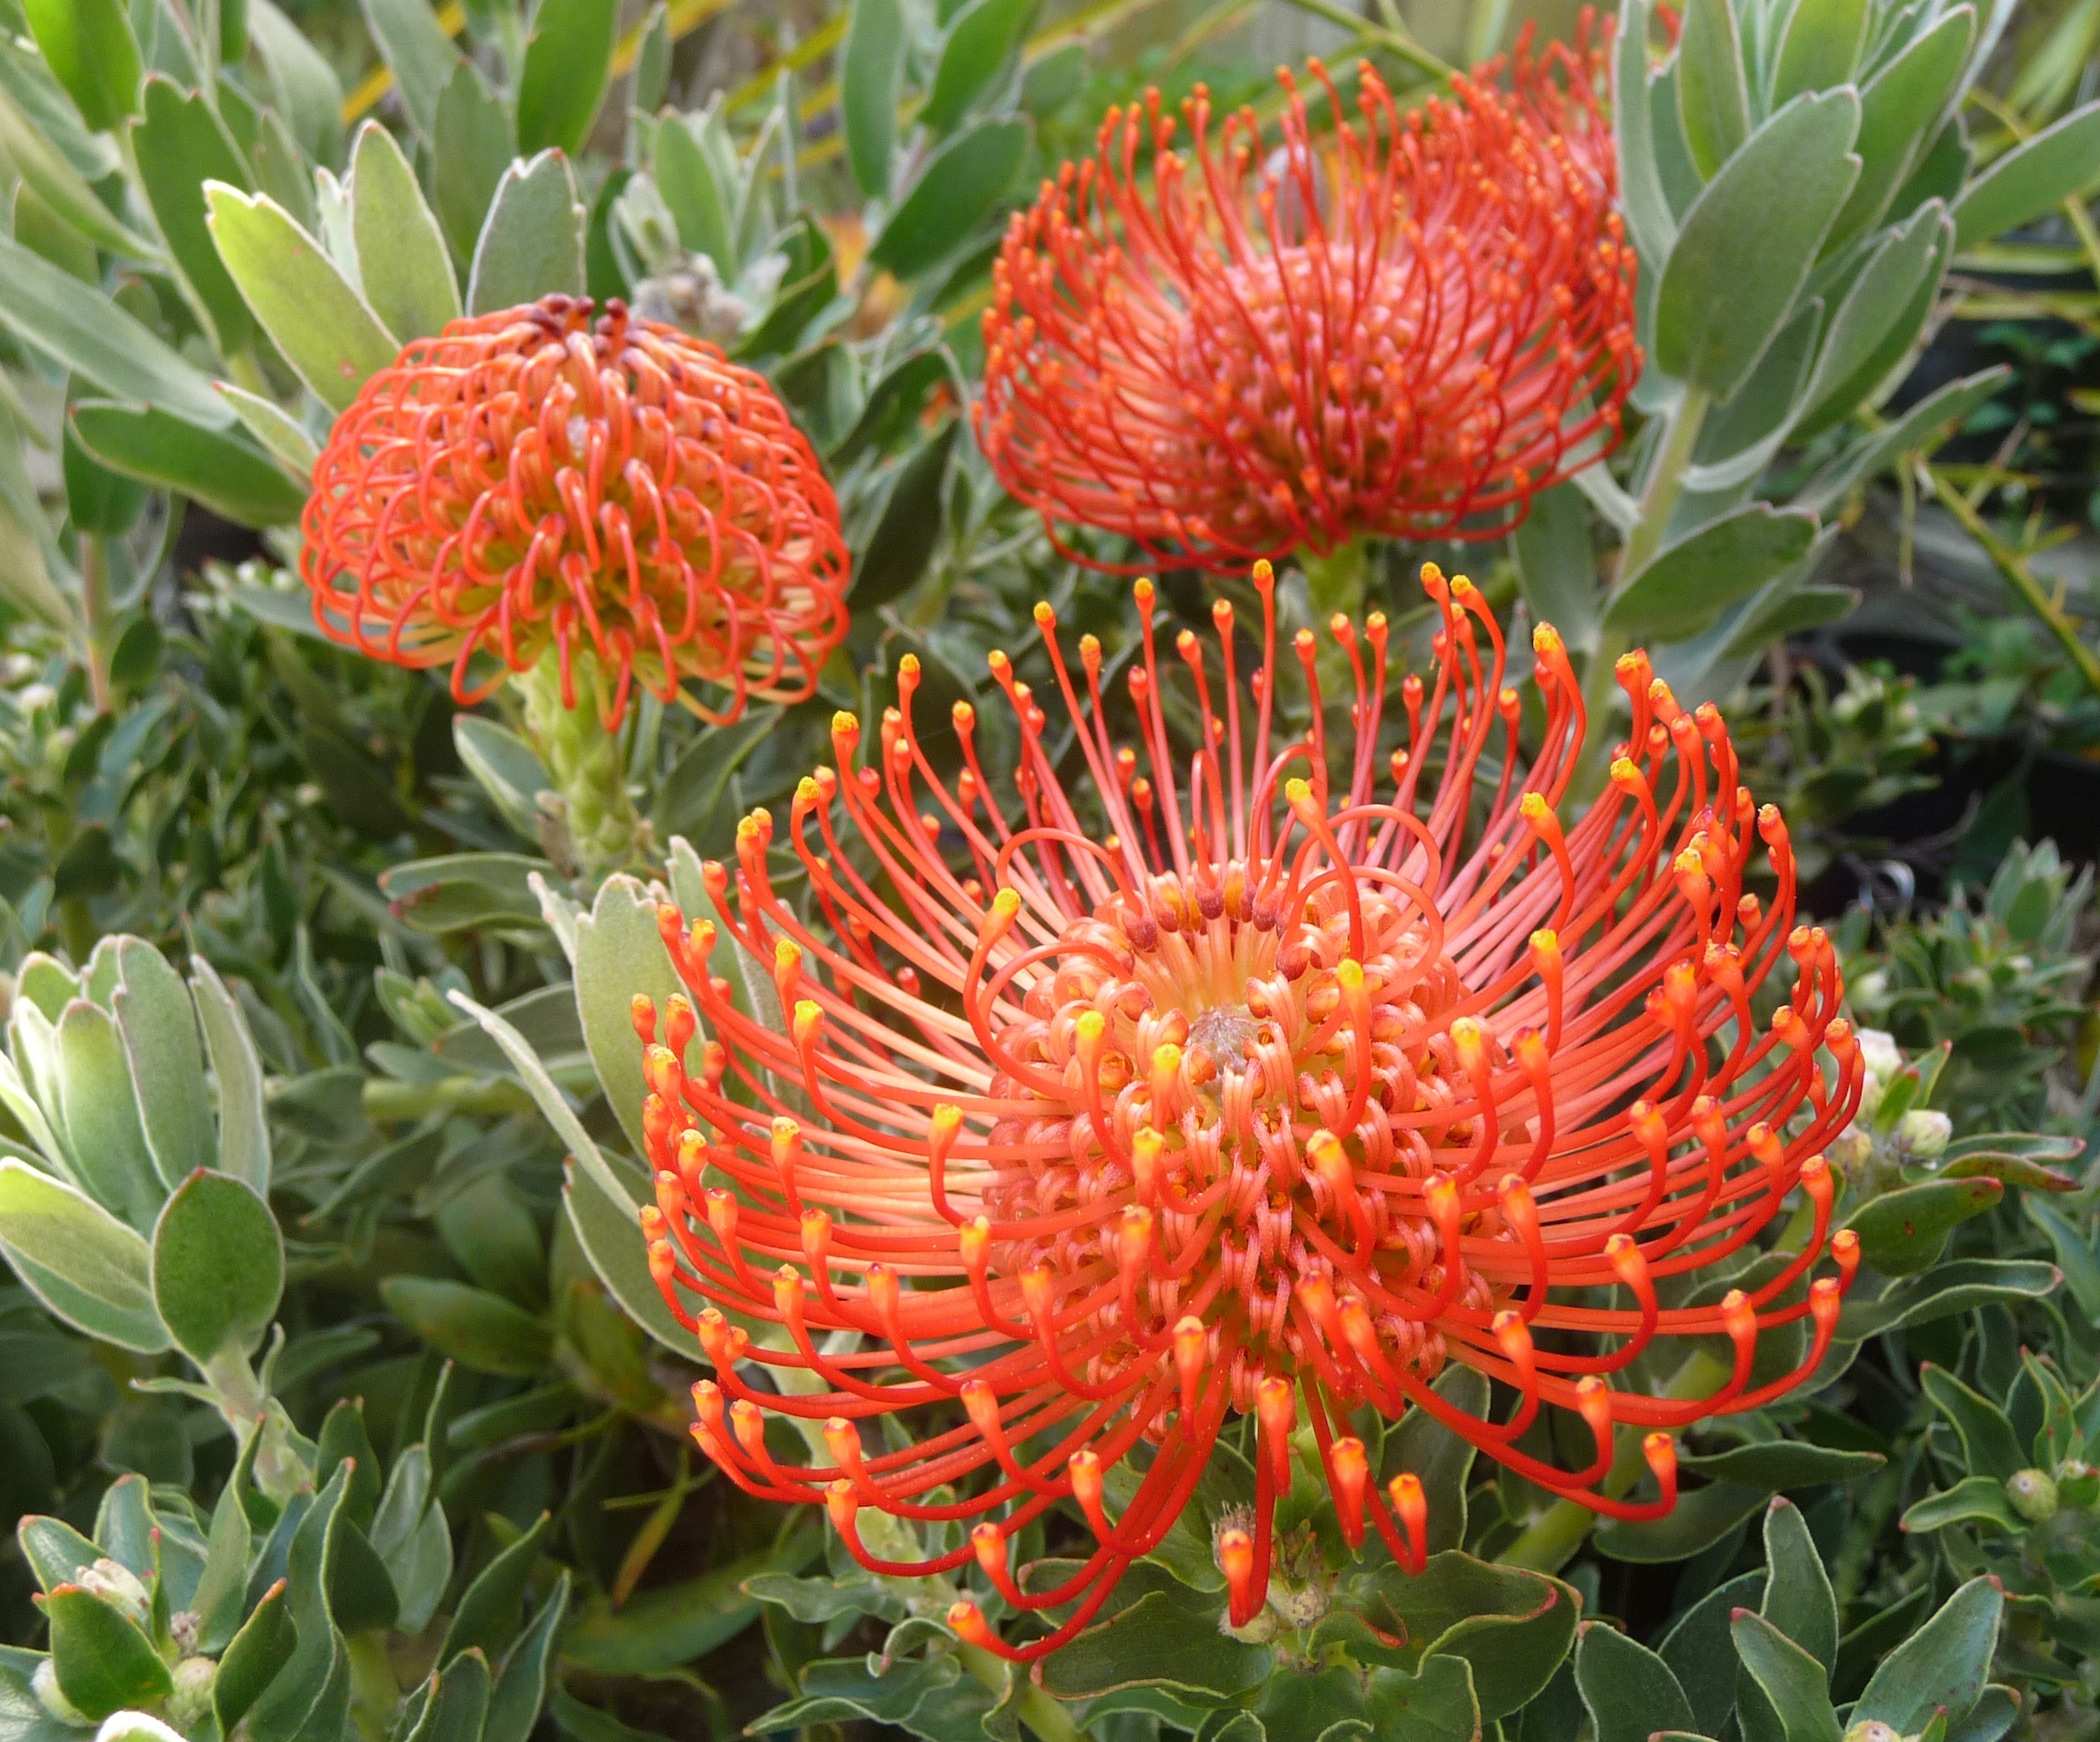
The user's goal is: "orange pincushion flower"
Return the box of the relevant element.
[301,295,849,726]
[978,28,1638,571]
[636,565,1859,1658]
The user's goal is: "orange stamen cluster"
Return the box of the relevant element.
[978,27,1637,572]
[301,295,849,726]
[638,563,1860,1658]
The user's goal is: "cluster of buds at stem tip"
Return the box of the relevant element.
[630,561,1861,1657]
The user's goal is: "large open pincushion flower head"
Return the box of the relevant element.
[978,24,1637,572]
[300,295,849,728]
[634,565,1861,1659]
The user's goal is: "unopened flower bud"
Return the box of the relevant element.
[1894,1109,1951,1159]
[2057,1458,2100,1508]
[1843,1723,1904,1742]
[31,1660,87,1726]
[2008,1467,2060,1524]
[77,1557,151,1624]
[169,1656,218,1731]
[1855,1028,1901,1085]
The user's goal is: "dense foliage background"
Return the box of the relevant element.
[0,0,2096,1738]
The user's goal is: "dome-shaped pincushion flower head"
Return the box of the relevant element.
[633,564,1860,1658]
[300,295,850,727]
[978,21,1637,572]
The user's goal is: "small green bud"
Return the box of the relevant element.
[31,1659,88,1726]
[1894,1109,1951,1159]
[168,1656,217,1731]
[2008,1467,2060,1523]
[1843,1724,1905,1742]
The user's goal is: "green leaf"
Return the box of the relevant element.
[0,68,152,257]
[432,61,515,263]
[1843,1176,2001,1277]
[1379,1365,1491,1556]
[1387,1555,1578,1720]
[112,944,211,1202]
[1955,101,2100,249]
[379,853,556,936]
[1575,1622,1695,1742]
[651,114,736,274]
[1039,1567,1273,1701]
[215,381,319,479]
[1798,204,1951,435]
[440,1510,551,1668]
[1613,0,1676,265]
[190,957,271,1196]
[1831,8,1975,247]
[16,1514,100,1593]
[870,116,1029,278]
[52,999,160,1230]
[1676,1441,1881,1488]
[516,0,618,158]
[207,183,400,412]
[0,235,229,428]
[1653,90,1860,398]
[359,0,462,140]
[850,418,958,610]
[1796,365,2009,513]
[192,1483,252,1652]
[42,1585,172,1719]
[1900,1474,2020,1535]
[2024,1197,2100,1321]
[349,121,461,342]
[1920,1364,2026,1483]
[1676,0,1749,180]
[249,0,347,164]
[573,876,683,1161]
[1510,481,1600,654]
[0,1155,146,1353]
[151,1169,282,1364]
[369,1443,452,1635]
[467,149,587,315]
[562,1150,688,1354]
[1362,1655,1480,1741]
[1595,1481,1765,1562]
[1837,1258,2059,1340]
[69,401,305,528]
[1759,1498,1836,1670]
[923,0,1037,133]
[1853,1577,2001,1734]
[244,1468,355,1742]
[1603,504,1819,640]
[24,0,141,132]
[1769,0,1868,106]
[485,1573,570,1742]
[213,1576,292,1733]
[841,0,906,196]
[406,1651,492,1742]
[381,1276,551,1376]
[1730,1611,1841,1742]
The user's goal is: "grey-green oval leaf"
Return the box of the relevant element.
[152,1170,283,1364]
[69,401,306,528]
[1654,90,1861,399]
[24,0,140,134]
[871,116,1029,278]
[467,150,586,315]
[1676,0,1749,180]
[0,1159,167,1352]
[208,183,401,411]
[842,0,906,196]
[516,0,619,158]
[923,0,1037,134]
[1954,101,2100,250]
[1603,503,1819,640]
[350,121,461,342]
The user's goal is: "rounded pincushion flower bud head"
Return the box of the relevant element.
[301,295,849,727]
[636,563,1861,1658]
[979,25,1637,572]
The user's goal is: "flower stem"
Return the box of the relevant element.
[515,655,652,881]
[1496,1347,1731,1573]
[1572,387,1712,796]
